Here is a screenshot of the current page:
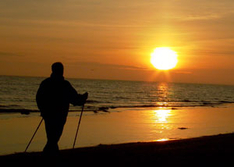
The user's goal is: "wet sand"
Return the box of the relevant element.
[1,105,234,155]
[1,133,234,166]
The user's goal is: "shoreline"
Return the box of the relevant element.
[1,101,234,114]
[1,132,234,166]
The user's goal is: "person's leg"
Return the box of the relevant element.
[43,117,57,154]
[43,116,66,155]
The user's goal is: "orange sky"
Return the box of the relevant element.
[0,0,234,85]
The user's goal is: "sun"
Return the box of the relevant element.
[151,47,178,70]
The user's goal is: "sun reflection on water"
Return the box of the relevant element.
[155,138,170,142]
[148,108,173,141]
[153,109,171,123]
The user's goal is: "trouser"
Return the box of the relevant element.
[43,115,67,155]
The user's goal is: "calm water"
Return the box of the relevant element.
[0,76,234,114]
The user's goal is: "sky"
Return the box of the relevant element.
[0,0,234,85]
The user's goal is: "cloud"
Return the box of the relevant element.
[70,61,148,71]
[106,63,148,71]
[172,70,192,74]
[0,52,23,57]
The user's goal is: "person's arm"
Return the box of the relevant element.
[71,92,88,106]
[67,81,88,106]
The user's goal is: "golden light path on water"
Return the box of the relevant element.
[148,82,173,142]
[148,108,172,142]
[153,109,171,123]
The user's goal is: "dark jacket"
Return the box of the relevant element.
[36,74,85,118]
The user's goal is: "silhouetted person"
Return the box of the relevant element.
[36,62,88,155]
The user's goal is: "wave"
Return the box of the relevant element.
[86,100,102,104]
[1,100,233,115]
[0,109,38,115]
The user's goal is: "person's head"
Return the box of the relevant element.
[51,62,64,76]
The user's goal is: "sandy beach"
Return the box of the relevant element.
[1,132,234,166]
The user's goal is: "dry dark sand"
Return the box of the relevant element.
[1,133,234,166]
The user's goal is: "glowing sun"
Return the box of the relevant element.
[151,47,178,70]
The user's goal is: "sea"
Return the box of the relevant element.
[0,75,234,114]
[1,75,234,155]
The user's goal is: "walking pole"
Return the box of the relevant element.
[73,105,85,149]
[24,117,44,153]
